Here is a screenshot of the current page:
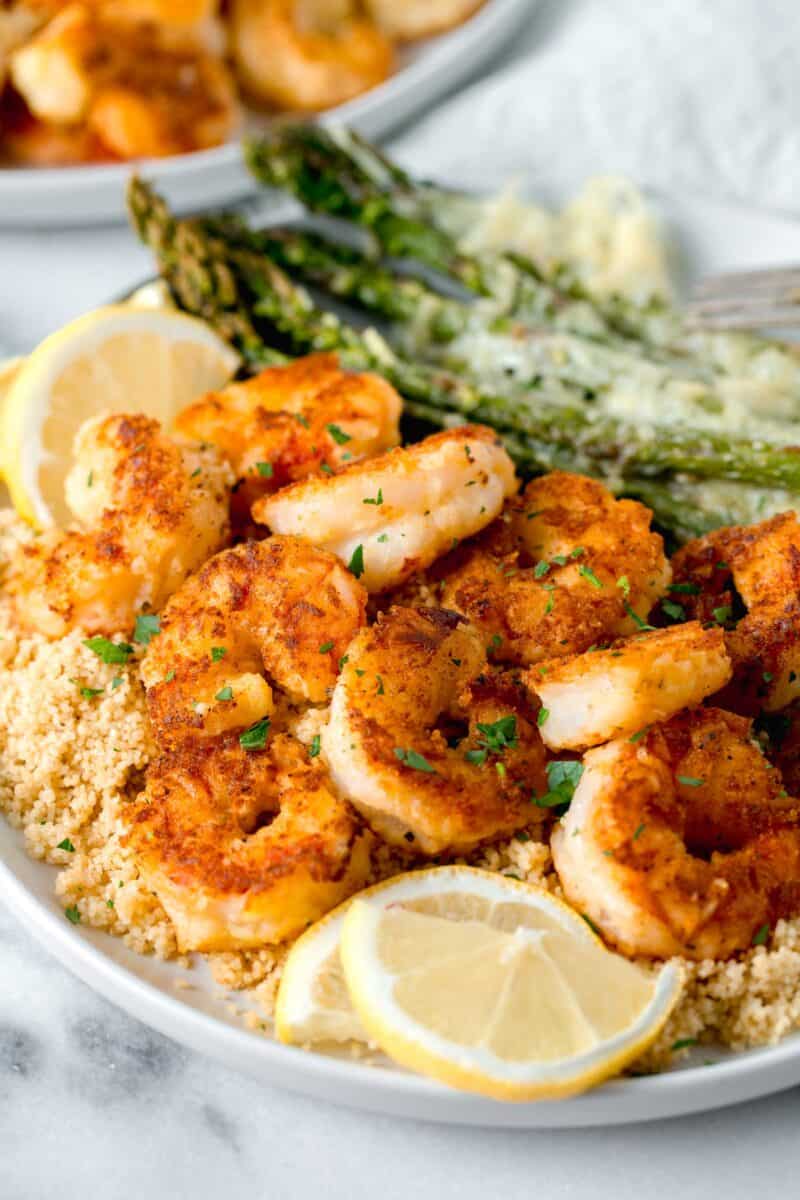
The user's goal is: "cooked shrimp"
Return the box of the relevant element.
[363,0,485,42]
[11,4,238,158]
[528,623,731,751]
[552,708,800,959]
[6,412,232,639]
[127,732,371,951]
[671,512,800,713]
[438,471,670,666]
[175,353,402,526]
[256,426,518,593]
[322,605,548,855]
[142,535,367,748]
[230,0,392,112]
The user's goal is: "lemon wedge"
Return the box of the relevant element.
[1,305,239,528]
[332,867,681,1101]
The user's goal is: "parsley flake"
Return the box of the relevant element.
[537,708,549,727]
[578,564,603,589]
[662,600,686,622]
[394,747,436,773]
[752,923,770,946]
[83,636,133,664]
[363,489,383,506]
[623,601,654,631]
[326,423,351,445]
[677,775,704,788]
[712,605,732,625]
[57,838,75,852]
[256,462,274,478]
[318,641,334,654]
[211,646,227,663]
[672,1038,698,1052]
[65,905,81,925]
[215,686,233,701]
[240,717,270,750]
[616,575,631,597]
[134,613,161,645]
[347,544,365,578]
[532,760,584,809]
[309,734,321,758]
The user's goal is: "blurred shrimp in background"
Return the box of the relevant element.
[0,0,488,164]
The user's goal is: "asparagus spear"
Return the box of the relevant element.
[244,124,800,396]
[128,178,800,497]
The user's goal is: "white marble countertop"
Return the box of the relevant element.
[4,3,800,1196]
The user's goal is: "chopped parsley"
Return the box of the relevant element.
[578,564,603,589]
[465,714,519,766]
[489,634,503,651]
[239,717,270,750]
[532,760,584,809]
[71,679,103,700]
[376,674,385,695]
[326,423,351,445]
[86,470,93,488]
[256,461,274,478]
[57,838,75,852]
[672,1038,698,1052]
[318,641,334,654]
[629,726,650,743]
[669,582,700,595]
[164,669,175,683]
[616,575,631,598]
[662,600,686,622]
[632,822,646,841]
[64,905,81,925]
[534,559,550,579]
[537,708,549,727]
[338,654,349,670]
[308,734,321,758]
[215,686,233,702]
[190,467,202,479]
[712,605,732,625]
[134,613,161,645]
[362,488,383,506]
[377,533,389,543]
[83,636,133,664]
[677,775,704,788]
[581,913,601,936]
[394,747,436,773]
[211,646,227,663]
[752,923,770,946]
[347,544,365,578]
[623,601,654,631]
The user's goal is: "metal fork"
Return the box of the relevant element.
[686,264,800,331]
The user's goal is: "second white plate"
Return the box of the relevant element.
[0,0,535,228]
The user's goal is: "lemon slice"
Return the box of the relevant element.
[276,893,369,1047]
[1,305,239,527]
[337,867,682,1101]
[0,356,24,484]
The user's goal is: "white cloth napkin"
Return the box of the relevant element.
[389,0,800,212]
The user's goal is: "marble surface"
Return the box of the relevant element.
[4,3,800,1196]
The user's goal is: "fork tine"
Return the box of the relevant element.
[693,264,800,297]
[685,305,800,330]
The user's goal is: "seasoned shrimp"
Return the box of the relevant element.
[142,535,367,748]
[671,512,800,713]
[11,4,238,159]
[175,353,402,525]
[230,0,392,112]
[528,623,731,750]
[129,532,371,950]
[552,709,800,960]
[6,412,232,639]
[438,471,670,665]
[255,426,518,593]
[127,733,371,951]
[323,606,548,855]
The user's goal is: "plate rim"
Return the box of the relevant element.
[5,185,800,1125]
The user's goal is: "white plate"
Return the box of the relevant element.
[4,189,800,1127]
[0,0,534,228]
